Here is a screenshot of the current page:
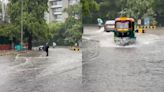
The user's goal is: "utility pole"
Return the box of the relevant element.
[21,0,23,47]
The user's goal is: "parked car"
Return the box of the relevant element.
[104,20,115,32]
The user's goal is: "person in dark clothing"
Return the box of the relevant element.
[45,43,49,56]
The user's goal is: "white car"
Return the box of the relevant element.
[104,20,115,32]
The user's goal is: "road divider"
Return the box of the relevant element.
[137,26,157,29]
[69,46,80,51]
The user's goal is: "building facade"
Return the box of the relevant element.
[45,0,79,23]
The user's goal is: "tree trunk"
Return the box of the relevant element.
[28,32,32,50]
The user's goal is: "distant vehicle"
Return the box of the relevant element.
[104,20,115,32]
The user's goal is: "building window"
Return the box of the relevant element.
[54,14,62,19]
[51,0,62,6]
[53,7,62,12]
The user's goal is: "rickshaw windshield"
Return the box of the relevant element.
[116,21,129,29]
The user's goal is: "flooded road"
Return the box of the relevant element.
[0,48,82,92]
[82,26,164,92]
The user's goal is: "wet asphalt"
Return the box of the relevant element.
[82,26,164,92]
[1,26,164,92]
[0,48,82,92]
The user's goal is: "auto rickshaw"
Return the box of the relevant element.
[113,17,136,45]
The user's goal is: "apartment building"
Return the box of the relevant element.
[45,0,79,23]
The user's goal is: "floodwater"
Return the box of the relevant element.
[0,48,82,92]
[82,26,164,92]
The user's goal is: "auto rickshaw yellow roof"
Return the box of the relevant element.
[115,17,134,22]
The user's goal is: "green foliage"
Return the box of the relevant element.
[64,18,82,45]
[81,0,99,16]
[0,24,19,39]
[49,4,82,46]
[7,0,49,43]
[83,0,121,24]
[64,4,82,45]
[0,23,19,44]
[64,4,81,18]
[49,22,64,39]
[154,0,164,15]
[83,0,159,24]
[98,0,121,19]
[154,0,164,26]
[48,22,66,45]
[119,0,155,19]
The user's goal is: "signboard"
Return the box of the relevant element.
[137,19,141,25]
[144,17,150,26]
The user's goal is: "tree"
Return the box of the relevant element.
[48,4,82,46]
[98,0,121,19]
[64,4,82,46]
[154,0,164,26]
[83,0,157,24]
[81,0,99,16]
[155,0,164,15]
[119,0,155,19]
[0,23,19,45]
[8,0,49,50]
[48,22,65,45]
[82,0,121,24]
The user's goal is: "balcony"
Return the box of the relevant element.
[49,0,54,1]
[51,4,62,8]
[53,11,62,15]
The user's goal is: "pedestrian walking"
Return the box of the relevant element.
[45,43,49,56]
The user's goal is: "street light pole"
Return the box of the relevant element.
[21,0,23,47]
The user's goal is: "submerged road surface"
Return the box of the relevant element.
[82,26,164,92]
[0,47,82,92]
